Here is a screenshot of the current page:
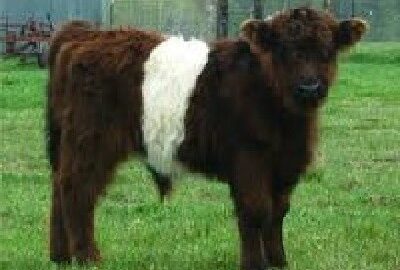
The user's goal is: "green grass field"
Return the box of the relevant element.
[1,43,399,270]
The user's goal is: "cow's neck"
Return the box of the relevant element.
[252,44,318,182]
[272,107,318,188]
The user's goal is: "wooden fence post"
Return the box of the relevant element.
[217,0,228,38]
[253,0,263,19]
[109,2,114,28]
[323,0,331,10]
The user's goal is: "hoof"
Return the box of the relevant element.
[75,246,102,264]
[269,258,287,269]
[50,254,72,264]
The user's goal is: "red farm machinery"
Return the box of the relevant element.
[0,13,54,68]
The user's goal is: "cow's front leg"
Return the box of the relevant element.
[230,150,273,270]
[262,192,291,268]
[235,208,265,270]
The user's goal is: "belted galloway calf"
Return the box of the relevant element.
[47,8,367,269]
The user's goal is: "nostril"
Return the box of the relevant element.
[296,80,321,99]
[301,76,319,86]
[299,82,319,92]
[299,76,321,92]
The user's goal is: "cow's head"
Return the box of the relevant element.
[240,7,367,112]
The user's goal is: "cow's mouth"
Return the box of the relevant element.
[293,84,327,108]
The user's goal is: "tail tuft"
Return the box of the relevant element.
[146,165,173,202]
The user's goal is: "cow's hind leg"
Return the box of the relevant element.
[59,130,128,263]
[47,109,71,263]
[50,175,71,263]
[146,164,172,202]
[59,165,104,263]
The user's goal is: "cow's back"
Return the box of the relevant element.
[50,29,164,157]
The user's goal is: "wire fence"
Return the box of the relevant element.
[108,0,217,40]
[0,0,399,54]
[107,0,400,41]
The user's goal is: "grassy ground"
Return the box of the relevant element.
[0,43,399,270]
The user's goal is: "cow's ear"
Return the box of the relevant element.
[336,18,368,50]
[240,19,276,49]
[240,19,264,43]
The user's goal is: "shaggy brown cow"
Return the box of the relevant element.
[47,8,367,269]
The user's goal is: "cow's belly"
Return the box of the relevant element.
[141,36,210,176]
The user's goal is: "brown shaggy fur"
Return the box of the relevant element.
[47,24,164,262]
[47,8,366,269]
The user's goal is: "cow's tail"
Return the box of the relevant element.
[46,84,60,172]
[47,20,94,172]
[146,165,173,202]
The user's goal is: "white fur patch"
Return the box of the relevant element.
[142,37,209,176]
